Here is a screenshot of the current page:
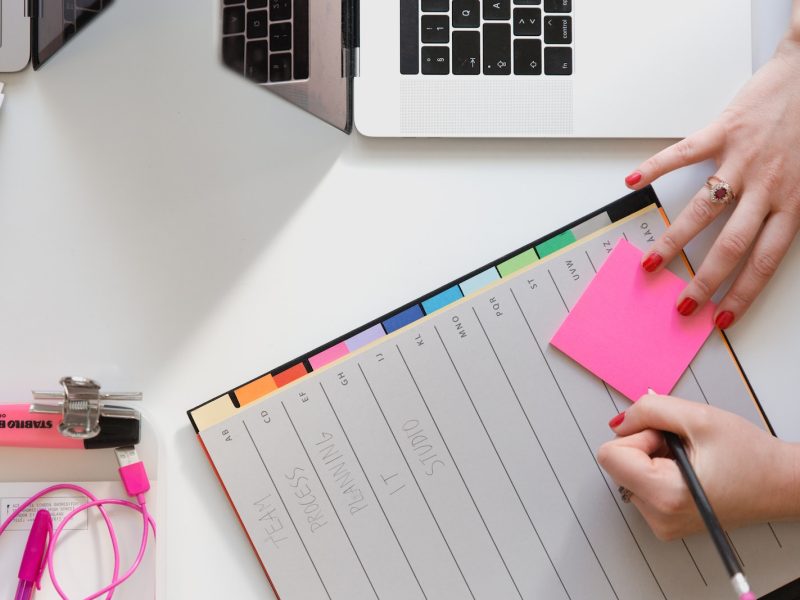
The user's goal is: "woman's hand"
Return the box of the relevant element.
[597,395,800,540]
[624,31,800,329]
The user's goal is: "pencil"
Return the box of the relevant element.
[647,390,756,600]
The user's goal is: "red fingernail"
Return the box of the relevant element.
[642,253,663,273]
[677,297,698,316]
[625,171,642,186]
[715,311,735,329]
[608,412,626,428]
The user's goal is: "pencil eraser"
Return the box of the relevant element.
[739,592,756,600]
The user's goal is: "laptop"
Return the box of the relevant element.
[219,0,753,137]
[0,0,113,72]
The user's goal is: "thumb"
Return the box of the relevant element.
[609,394,708,438]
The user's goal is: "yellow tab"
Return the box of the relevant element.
[191,395,239,432]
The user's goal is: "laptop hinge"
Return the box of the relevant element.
[343,47,360,78]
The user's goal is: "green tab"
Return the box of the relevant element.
[497,249,539,278]
[535,230,577,258]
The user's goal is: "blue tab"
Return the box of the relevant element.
[383,304,425,334]
[422,286,464,315]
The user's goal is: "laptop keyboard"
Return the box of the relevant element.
[401,0,573,76]
[221,0,310,83]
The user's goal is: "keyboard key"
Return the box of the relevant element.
[270,0,291,21]
[513,8,541,36]
[483,0,510,21]
[222,6,245,34]
[247,10,268,38]
[544,0,571,12]
[513,38,541,74]
[270,22,292,51]
[270,52,293,81]
[452,31,480,74]
[514,0,540,3]
[544,46,572,74]
[483,23,511,75]
[544,15,571,44]
[421,15,449,44]
[422,46,450,74]
[246,41,270,83]
[294,0,310,79]
[247,0,267,7]
[223,0,243,4]
[452,0,480,28]
[422,0,449,11]
[222,34,245,74]
[400,0,420,74]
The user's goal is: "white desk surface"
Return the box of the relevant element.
[0,1,798,598]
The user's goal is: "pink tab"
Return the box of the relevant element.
[309,342,350,371]
[550,239,716,401]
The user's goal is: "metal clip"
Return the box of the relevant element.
[30,376,141,440]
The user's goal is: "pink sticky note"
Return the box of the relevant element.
[550,239,716,401]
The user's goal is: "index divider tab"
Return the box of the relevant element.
[237,374,278,406]
[190,394,239,432]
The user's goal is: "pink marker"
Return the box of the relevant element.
[15,510,52,600]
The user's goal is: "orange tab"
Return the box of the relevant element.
[236,374,277,406]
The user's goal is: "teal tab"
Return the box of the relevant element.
[422,286,464,315]
[460,268,500,296]
[535,230,577,258]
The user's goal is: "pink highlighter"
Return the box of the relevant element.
[0,377,141,450]
[15,510,52,600]
[0,403,140,449]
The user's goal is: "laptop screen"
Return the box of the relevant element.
[32,0,114,69]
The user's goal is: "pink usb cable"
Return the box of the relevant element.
[0,446,156,600]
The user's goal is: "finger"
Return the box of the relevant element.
[641,169,742,273]
[608,394,707,438]
[715,210,800,328]
[608,428,667,457]
[677,194,770,314]
[614,430,665,452]
[597,441,681,506]
[625,123,724,189]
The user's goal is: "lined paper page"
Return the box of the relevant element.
[201,205,800,600]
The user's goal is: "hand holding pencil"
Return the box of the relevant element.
[598,394,800,596]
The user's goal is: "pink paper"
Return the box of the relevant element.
[550,239,716,401]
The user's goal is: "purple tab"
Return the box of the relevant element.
[345,324,386,353]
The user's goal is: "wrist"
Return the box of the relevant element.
[788,442,800,519]
[770,441,800,521]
